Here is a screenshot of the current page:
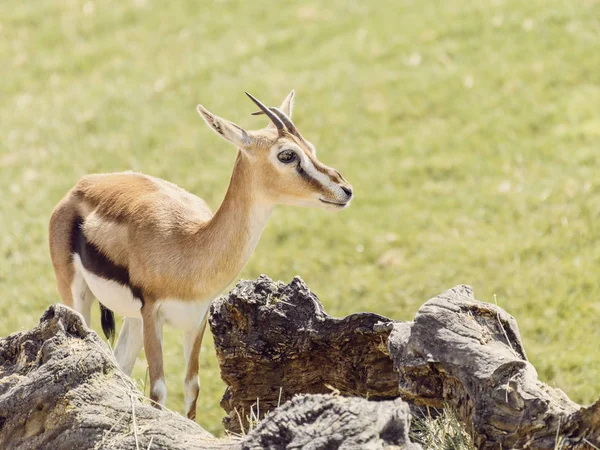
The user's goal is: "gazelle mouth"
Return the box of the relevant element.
[319,198,348,207]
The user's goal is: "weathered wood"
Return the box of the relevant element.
[209,275,400,433]
[0,304,420,450]
[3,277,599,449]
[0,304,230,450]
[388,284,600,449]
[210,277,600,449]
[242,394,422,450]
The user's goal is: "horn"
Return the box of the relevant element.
[269,107,298,136]
[250,108,299,136]
[245,92,284,131]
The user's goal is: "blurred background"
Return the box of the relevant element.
[1,0,599,436]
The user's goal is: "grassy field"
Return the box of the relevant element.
[1,0,599,436]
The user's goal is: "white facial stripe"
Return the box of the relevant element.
[299,151,341,197]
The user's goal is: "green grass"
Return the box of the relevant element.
[1,0,600,437]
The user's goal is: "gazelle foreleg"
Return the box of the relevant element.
[142,304,166,407]
[183,313,208,420]
[113,317,144,376]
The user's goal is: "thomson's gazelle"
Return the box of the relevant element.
[49,91,352,420]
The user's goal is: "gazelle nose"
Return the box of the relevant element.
[341,186,353,199]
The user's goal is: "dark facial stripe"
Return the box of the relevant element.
[70,216,145,304]
[296,163,323,190]
[305,153,339,183]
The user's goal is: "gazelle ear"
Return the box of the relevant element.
[197,105,252,148]
[279,89,295,118]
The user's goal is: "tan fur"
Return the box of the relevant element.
[184,313,208,420]
[49,196,78,308]
[48,91,353,417]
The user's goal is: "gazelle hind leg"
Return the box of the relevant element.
[113,317,144,376]
[55,268,75,309]
[71,267,94,326]
[183,313,208,420]
[141,304,166,407]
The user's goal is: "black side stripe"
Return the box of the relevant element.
[70,216,145,304]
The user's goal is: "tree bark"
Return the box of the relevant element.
[242,394,421,450]
[388,284,600,449]
[0,304,230,450]
[209,275,400,434]
[210,276,600,449]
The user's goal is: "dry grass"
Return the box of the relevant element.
[411,407,475,450]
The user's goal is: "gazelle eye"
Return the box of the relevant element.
[277,150,297,163]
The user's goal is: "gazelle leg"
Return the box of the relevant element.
[142,304,166,408]
[113,317,144,376]
[183,313,208,420]
[55,267,75,309]
[71,269,94,326]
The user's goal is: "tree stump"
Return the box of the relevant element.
[209,275,400,433]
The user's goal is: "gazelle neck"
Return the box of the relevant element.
[195,151,273,286]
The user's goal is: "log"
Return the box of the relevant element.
[209,275,401,433]
[241,394,421,450]
[3,277,598,449]
[388,284,600,449]
[0,304,229,450]
[0,304,419,450]
[210,276,600,449]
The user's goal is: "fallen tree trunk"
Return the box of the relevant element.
[0,304,419,450]
[210,276,600,449]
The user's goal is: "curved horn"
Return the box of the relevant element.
[269,107,298,136]
[250,107,299,136]
[245,92,284,131]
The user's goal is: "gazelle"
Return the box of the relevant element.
[48,91,352,420]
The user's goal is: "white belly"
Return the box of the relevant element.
[73,255,213,331]
[158,300,212,331]
[74,254,143,319]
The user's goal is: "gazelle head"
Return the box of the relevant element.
[197,91,353,211]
